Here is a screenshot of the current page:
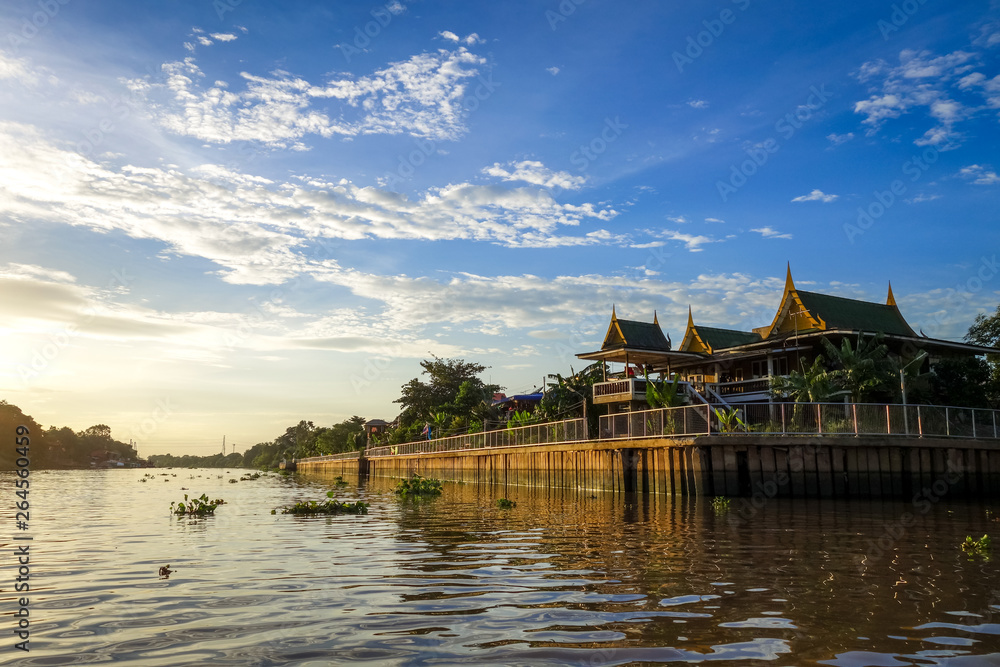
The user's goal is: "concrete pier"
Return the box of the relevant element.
[297,435,1000,499]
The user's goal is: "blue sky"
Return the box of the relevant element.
[1,0,998,456]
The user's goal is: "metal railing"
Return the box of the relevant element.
[599,405,712,439]
[297,450,362,464]
[711,402,1000,439]
[366,418,588,457]
[302,403,1000,462]
[710,378,770,396]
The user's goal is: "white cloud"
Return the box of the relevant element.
[658,230,719,253]
[210,33,238,42]
[483,160,586,190]
[704,217,724,223]
[750,226,793,240]
[0,51,39,86]
[907,193,941,203]
[687,99,708,109]
[826,132,854,145]
[546,66,560,76]
[440,31,482,45]
[0,122,623,284]
[125,45,489,146]
[853,46,997,148]
[959,164,1000,185]
[791,189,838,203]
[666,215,689,224]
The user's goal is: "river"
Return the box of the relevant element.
[2,468,998,665]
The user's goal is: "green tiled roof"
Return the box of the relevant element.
[796,290,916,336]
[607,319,671,351]
[697,326,762,350]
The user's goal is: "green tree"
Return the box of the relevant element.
[539,363,603,436]
[770,356,843,403]
[820,333,893,402]
[394,357,500,431]
[966,304,1000,406]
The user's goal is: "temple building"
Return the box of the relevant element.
[577,266,999,413]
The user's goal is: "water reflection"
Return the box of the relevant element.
[1,469,997,665]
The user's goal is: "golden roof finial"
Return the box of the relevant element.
[784,262,795,293]
[886,282,897,306]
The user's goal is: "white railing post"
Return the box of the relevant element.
[852,403,859,435]
[918,405,923,437]
[885,404,891,435]
[781,403,787,434]
[973,409,977,439]
[946,407,950,437]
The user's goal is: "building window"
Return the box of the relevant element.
[773,357,788,376]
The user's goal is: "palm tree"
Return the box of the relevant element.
[770,356,842,403]
[821,333,892,402]
[644,370,684,408]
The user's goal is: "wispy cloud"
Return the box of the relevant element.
[687,99,708,109]
[791,189,838,203]
[826,132,854,145]
[0,122,621,284]
[750,226,792,240]
[853,45,998,148]
[959,164,1000,185]
[483,160,585,190]
[439,31,484,45]
[126,44,489,146]
[658,230,719,252]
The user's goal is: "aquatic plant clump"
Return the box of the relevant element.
[961,534,991,558]
[711,496,732,513]
[394,474,443,497]
[171,493,226,517]
[276,492,369,515]
[496,498,516,509]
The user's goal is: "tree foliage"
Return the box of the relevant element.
[820,333,894,402]
[0,401,137,470]
[538,363,603,435]
[391,356,500,439]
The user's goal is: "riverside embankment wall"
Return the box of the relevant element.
[297,436,1000,499]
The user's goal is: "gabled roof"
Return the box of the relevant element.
[697,326,764,350]
[679,307,760,354]
[600,307,671,351]
[756,265,917,339]
[796,290,917,337]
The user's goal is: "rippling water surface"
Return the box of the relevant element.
[3,468,999,665]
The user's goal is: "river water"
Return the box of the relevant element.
[2,468,999,665]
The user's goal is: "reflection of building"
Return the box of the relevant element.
[578,266,999,413]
